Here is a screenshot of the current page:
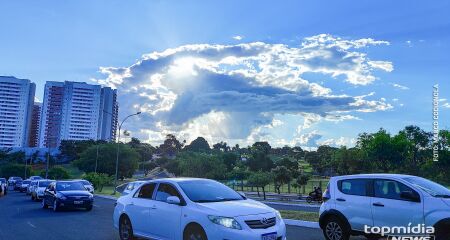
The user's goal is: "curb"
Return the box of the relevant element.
[95,194,321,229]
[283,219,320,229]
[261,201,320,208]
[95,194,118,201]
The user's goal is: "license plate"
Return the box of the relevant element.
[261,232,277,240]
[74,200,83,204]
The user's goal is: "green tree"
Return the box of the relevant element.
[213,141,230,152]
[59,140,97,161]
[227,166,249,191]
[247,171,273,200]
[271,166,292,194]
[177,152,227,180]
[159,134,184,157]
[82,172,112,192]
[220,152,238,171]
[184,137,210,152]
[296,173,310,194]
[74,143,139,179]
[0,164,34,179]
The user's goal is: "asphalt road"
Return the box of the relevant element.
[0,191,365,240]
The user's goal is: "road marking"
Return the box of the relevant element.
[27,221,36,228]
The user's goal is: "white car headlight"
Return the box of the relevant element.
[208,216,242,230]
[275,210,282,221]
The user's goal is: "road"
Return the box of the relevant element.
[0,191,365,240]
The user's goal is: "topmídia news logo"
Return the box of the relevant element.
[387,236,434,240]
[365,224,435,240]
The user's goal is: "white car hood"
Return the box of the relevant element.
[195,199,273,217]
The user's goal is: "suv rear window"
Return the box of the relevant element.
[338,179,368,196]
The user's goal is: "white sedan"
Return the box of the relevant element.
[113,178,286,240]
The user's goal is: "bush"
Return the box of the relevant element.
[82,172,112,192]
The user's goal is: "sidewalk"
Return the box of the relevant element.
[95,194,320,229]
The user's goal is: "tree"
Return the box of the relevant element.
[296,173,310,194]
[271,166,292,194]
[247,171,273,200]
[177,152,227,180]
[227,166,249,191]
[59,140,97,161]
[74,143,139,179]
[0,164,34,179]
[247,148,274,172]
[220,152,238,171]
[213,141,230,152]
[159,134,184,157]
[82,172,112,192]
[4,151,25,163]
[184,137,210,152]
[43,166,70,180]
[252,142,271,154]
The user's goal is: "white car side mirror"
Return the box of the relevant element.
[167,196,181,205]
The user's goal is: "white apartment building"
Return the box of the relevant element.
[39,81,117,147]
[0,76,35,147]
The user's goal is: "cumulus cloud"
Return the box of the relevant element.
[96,34,393,144]
[232,35,243,40]
[320,137,356,147]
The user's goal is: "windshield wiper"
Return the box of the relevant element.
[195,198,240,203]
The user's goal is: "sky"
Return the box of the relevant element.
[1,0,449,148]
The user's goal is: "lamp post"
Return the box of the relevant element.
[112,111,141,195]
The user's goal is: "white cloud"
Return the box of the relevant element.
[293,130,322,147]
[391,83,410,90]
[232,35,243,40]
[97,34,393,145]
[320,137,356,147]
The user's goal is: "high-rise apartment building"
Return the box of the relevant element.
[39,81,117,147]
[98,87,118,141]
[28,102,42,147]
[0,76,35,148]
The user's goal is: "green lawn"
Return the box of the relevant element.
[279,210,319,222]
[228,177,329,195]
[95,186,121,198]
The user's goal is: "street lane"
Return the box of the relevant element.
[0,191,365,240]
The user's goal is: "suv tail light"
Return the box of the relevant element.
[323,183,331,202]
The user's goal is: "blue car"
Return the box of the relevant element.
[42,180,94,211]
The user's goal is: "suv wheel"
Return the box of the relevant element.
[323,216,350,240]
[119,216,134,240]
[184,224,208,240]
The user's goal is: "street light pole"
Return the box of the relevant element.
[112,111,141,195]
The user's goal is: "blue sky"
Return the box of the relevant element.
[1,0,449,147]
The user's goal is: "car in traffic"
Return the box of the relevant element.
[74,179,95,194]
[42,180,94,211]
[0,178,7,195]
[113,178,286,240]
[319,174,450,240]
[27,180,38,195]
[8,176,22,186]
[14,180,23,191]
[19,179,31,193]
[31,179,55,201]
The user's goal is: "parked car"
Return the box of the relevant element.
[0,178,7,195]
[19,180,31,193]
[119,180,146,195]
[31,179,54,201]
[14,180,23,191]
[319,174,450,240]
[8,176,22,186]
[27,180,38,195]
[74,179,95,194]
[113,178,286,240]
[42,180,94,211]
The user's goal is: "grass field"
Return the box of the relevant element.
[279,210,319,222]
[95,185,122,198]
[228,177,329,195]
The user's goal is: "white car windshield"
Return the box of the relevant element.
[178,180,245,203]
[403,177,450,198]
